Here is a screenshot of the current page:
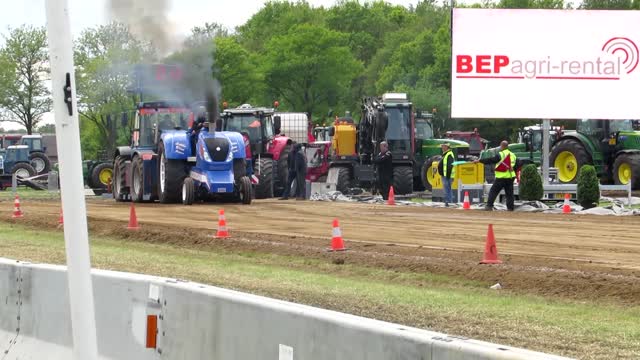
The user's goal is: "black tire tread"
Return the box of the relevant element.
[335,166,352,194]
[91,163,113,189]
[254,158,274,199]
[29,151,51,175]
[393,166,413,195]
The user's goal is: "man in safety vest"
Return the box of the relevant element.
[475,140,517,211]
[437,143,455,207]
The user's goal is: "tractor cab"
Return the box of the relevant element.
[20,135,46,153]
[517,125,561,153]
[379,93,413,157]
[131,101,191,149]
[313,127,332,142]
[218,103,281,157]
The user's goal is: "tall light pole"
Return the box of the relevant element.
[45,1,99,359]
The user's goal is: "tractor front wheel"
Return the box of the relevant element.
[113,156,129,202]
[335,166,352,194]
[11,163,36,179]
[181,177,195,205]
[130,156,144,203]
[254,157,274,199]
[29,152,51,175]
[158,142,186,203]
[550,139,591,184]
[239,176,252,204]
[613,153,640,189]
[91,163,113,190]
[421,156,441,191]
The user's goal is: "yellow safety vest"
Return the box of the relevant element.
[495,149,517,179]
[442,150,455,177]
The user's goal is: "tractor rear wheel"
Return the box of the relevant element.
[130,156,144,203]
[11,163,36,179]
[421,156,441,191]
[239,176,252,204]
[181,177,195,205]
[550,139,591,183]
[91,163,113,190]
[158,142,186,203]
[29,152,51,175]
[113,156,129,202]
[254,157,274,199]
[335,166,352,194]
[613,153,640,189]
[276,144,291,196]
[393,166,413,195]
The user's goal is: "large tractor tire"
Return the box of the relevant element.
[254,157,274,199]
[239,176,252,204]
[29,152,51,175]
[550,139,591,183]
[276,144,291,196]
[613,153,640,190]
[335,166,352,194]
[11,163,36,179]
[158,142,187,204]
[420,156,441,191]
[90,163,113,190]
[113,156,129,202]
[181,177,195,205]
[393,166,413,195]
[130,156,145,203]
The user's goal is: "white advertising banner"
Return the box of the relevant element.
[451,8,640,119]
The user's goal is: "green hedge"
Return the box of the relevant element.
[519,164,543,201]
[577,165,599,209]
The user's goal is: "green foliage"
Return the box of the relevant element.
[74,22,152,157]
[212,36,262,105]
[0,25,51,134]
[519,164,543,201]
[262,23,363,121]
[577,165,600,209]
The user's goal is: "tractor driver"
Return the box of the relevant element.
[189,107,207,155]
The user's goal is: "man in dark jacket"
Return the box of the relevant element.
[279,142,300,200]
[294,144,307,200]
[373,141,393,200]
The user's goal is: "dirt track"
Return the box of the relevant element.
[4,197,640,305]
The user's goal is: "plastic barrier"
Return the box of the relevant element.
[0,258,573,360]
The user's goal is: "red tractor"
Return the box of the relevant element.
[445,128,489,157]
[217,102,293,198]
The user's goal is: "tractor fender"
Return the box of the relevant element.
[160,131,192,160]
[270,136,293,160]
[114,146,132,160]
[554,133,598,158]
[615,149,640,157]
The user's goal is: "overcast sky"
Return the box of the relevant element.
[0,0,451,130]
[1,0,437,40]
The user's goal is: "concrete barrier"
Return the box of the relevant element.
[0,258,573,359]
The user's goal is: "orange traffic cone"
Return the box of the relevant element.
[480,224,502,264]
[562,193,571,214]
[387,186,395,205]
[327,218,347,251]
[127,202,140,230]
[214,209,229,238]
[463,191,471,210]
[12,195,23,218]
[58,208,64,226]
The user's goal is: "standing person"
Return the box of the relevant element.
[373,141,393,200]
[474,140,517,211]
[437,143,455,207]
[294,144,307,200]
[279,143,300,200]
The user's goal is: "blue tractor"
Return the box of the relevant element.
[111,100,252,205]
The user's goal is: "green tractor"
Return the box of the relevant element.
[480,125,561,183]
[82,151,114,195]
[414,111,470,191]
[550,119,640,189]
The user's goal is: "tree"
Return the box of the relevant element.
[36,123,56,134]
[262,24,362,121]
[74,22,154,158]
[0,25,51,134]
[212,36,262,105]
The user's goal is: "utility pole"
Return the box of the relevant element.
[542,119,550,185]
[45,1,99,359]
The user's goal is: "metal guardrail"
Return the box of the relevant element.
[0,258,574,360]
[458,180,633,205]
